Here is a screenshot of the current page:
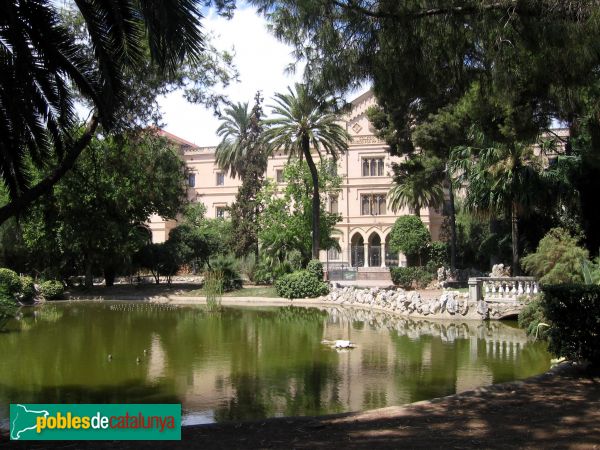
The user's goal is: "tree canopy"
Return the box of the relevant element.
[0,0,236,223]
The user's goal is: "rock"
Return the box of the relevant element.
[446,294,457,314]
[477,300,489,318]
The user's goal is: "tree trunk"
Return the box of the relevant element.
[511,201,520,276]
[414,206,420,218]
[446,169,457,271]
[104,266,115,287]
[85,258,93,289]
[303,136,320,260]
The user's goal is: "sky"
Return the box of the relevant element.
[159,5,305,147]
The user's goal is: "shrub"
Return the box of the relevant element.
[517,299,549,339]
[542,284,600,365]
[39,280,65,300]
[19,276,36,303]
[390,267,434,289]
[0,268,21,298]
[209,255,242,291]
[388,216,431,264]
[427,241,449,268]
[0,286,18,330]
[521,228,588,284]
[306,259,324,280]
[275,270,329,299]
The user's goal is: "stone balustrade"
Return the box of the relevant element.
[468,277,539,303]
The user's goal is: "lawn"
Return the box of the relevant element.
[187,285,279,298]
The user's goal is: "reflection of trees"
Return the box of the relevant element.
[0,302,182,415]
[324,306,551,404]
[210,307,342,421]
[0,302,551,426]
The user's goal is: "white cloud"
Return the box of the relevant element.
[160,6,304,146]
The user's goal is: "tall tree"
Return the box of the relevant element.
[451,136,549,275]
[225,93,268,257]
[0,0,234,223]
[263,83,349,259]
[20,131,186,286]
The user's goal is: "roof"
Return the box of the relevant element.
[155,129,200,149]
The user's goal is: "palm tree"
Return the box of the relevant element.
[0,0,206,224]
[215,102,253,178]
[263,83,350,259]
[451,141,547,275]
[388,155,445,217]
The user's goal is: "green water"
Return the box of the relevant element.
[0,302,550,427]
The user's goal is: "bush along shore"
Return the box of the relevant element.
[320,285,528,320]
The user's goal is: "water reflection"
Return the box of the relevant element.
[0,302,550,427]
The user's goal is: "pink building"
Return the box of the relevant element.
[148,91,445,275]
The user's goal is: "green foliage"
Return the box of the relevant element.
[135,243,180,284]
[39,280,65,300]
[388,216,431,262]
[19,276,36,303]
[274,270,329,299]
[204,270,224,312]
[20,132,186,284]
[581,258,600,285]
[306,260,324,280]
[238,254,258,283]
[522,228,589,284]
[209,255,242,291]
[542,284,600,365]
[263,83,350,259]
[518,299,549,339]
[427,241,449,269]
[388,155,445,216]
[258,160,342,266]
[226,94,268,258]
[390,267,434,290]
[0,268,21,298]
[0,286,18,330]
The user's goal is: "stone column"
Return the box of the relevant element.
[468,277,482,302]
[363,243,369,267]
[381,242,386,268]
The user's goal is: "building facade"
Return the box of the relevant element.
[148,91,444,271]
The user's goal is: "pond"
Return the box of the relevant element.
[0,302,551,428]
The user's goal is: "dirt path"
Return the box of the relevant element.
[4,363,600,449]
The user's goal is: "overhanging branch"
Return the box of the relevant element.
[0,114,100,225]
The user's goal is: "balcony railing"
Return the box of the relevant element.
[468,277,539,303]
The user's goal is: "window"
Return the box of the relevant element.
[188,173,196,187]
[215,206,226,218]
[276,169,284,183]
[362,158,385,177]
[360,194,386,216]
[330,195,339,214]
[216,172,224,186]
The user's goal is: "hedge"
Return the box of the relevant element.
[306,259,324,280]
[40,280,65,300]
[542,284,600,365]
[275,270,329,299]
[0,268,21,297]
[390,267,434,290]
[19,276,36,303]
